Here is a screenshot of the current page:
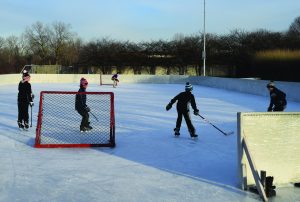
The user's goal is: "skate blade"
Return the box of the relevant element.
[19,126,28,131]
[80,130,91,133]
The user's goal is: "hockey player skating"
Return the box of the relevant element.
[266,81,287,112]
[166,82,199,138]
[17,71,34,130]
[111,72,120,88]
[75,78,93,132]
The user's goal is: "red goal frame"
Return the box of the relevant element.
[35,91,115,148]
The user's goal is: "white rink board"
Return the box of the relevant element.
[238,112,300,187]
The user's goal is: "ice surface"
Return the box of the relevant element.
[0,83,300,202]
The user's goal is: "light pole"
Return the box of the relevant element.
[203,0,206,76]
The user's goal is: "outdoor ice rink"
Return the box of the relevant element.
[0,82,300,202]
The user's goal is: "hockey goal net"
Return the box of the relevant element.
[237,112,300,189]
[100,73,113,86]
[35,91,115,148]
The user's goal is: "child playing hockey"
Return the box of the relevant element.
[111,72,120,88]
[166,82,199,138]
[75,78,92,132]
[18,72,34,130]
[266,81,287,112]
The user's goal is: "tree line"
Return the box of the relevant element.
[0,17,300,81]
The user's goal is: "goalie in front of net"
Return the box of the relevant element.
[75,78,93,132]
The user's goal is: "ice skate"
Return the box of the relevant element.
[86,122,93,130]
[86,125,93,130]
[18,121,24,130]
[191,134,198,140]
[24,122,29,131]
[174,128,180,137]
[189,129,198,139]
[80,126,89,132]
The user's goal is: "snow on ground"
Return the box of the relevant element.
[0,82,299,202]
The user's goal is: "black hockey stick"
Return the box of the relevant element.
[30,105,33,127]
[30,94,34,127]
[89,111,99,122]
[197,114,234,136]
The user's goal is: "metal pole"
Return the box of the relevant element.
[203,0,206,76]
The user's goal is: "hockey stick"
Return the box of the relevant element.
[89,111,99,122]
[30,94,34,128]
[30,105,32,127]
[197,114,234,136]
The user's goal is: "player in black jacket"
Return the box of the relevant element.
[166,82,199,138]
[266,81,287,112]
[75,78,92,132]
[111,72,120,88]
[18,72,34,130]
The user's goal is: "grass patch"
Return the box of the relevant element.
[255,49,300,61]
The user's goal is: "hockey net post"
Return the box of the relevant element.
[20,64,32,74]
[237,112,300,198]
[100,72,113,86]
[242,135,268,201]
[35,91,115,148]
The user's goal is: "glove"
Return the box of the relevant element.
[194,109,199,115]
[29,102,34,107]
[166,103,172,111]
[85,106,91,112]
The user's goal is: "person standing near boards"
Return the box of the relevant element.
[266,81,287,112]
[18,71,34,130]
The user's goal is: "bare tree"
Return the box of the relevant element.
[5,36,19,64]
[24,21,51,64]
[63,37,82,66]
[288,16,300,35]
[0,35,27,73]
[49,21,75,65]
[0,36,5,50]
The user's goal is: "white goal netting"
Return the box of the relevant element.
[238,112,300,187]
[35,91,115,148]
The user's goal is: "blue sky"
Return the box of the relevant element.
[0,0,299,42]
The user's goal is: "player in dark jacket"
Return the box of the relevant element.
[111,72,120,88]
[18,72,34,130]
[75,78,92,132]
[166,82,199,138]
[266,81,287,112]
